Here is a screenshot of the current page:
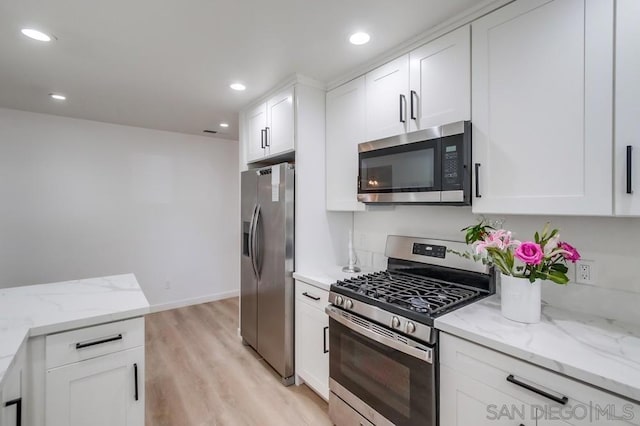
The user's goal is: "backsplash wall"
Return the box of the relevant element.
[353,206,640,324]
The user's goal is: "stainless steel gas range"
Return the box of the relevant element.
[326,235,496,426]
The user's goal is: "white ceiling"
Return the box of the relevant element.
[0,0,483,140]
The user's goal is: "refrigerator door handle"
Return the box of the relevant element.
[251,204,262,279]
[248,204,258,278]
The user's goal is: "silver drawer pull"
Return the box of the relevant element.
[75,334,123,350]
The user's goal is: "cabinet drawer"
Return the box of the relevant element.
[440,333,640,425]
[295,280,329,309]
[46,317,144,369]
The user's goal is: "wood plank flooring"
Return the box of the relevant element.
[145,297,332,426]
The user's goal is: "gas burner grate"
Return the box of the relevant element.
[335,271,481,316]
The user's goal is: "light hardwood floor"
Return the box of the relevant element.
[145,297,332,426]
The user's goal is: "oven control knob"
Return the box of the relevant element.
[406,321,416,334]
[391,316,401,328]
[345,299,353,310]
[335,296,344,306]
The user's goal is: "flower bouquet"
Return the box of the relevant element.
[454,220,581,323]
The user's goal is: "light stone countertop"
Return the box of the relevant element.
[293,266,376,291]
[0,274,150,388]
[435,295,640,403]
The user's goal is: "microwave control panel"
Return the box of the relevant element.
[441,135,464,190]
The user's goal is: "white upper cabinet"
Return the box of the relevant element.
[266,87,295,157]
[409,25,471,131]
[326,76,366,211]
[244,86,295,164]
[246,102,268,163]
[615,0,640,216]
[471,0,614,216]
[365,55,410,141]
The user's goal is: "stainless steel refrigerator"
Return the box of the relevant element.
[240,162,295,385]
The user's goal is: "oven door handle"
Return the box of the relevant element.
[326,307,433,363]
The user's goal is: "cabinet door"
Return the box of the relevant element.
[440,365,536,426]
[409,25,471,132]
[267,87,295,157]
[1,346,25,426]
[246,102,267,163]
[326,76,366,211]
[46,346,144,426]
[471,0,613,216]
[615,0,640,216]
[295,298,329,400]
[365,55,410,140]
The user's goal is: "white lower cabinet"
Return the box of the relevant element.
[1,344,26,426]
[44,318,145,426]
[440,333,639,426]
[294,280,330,400]
[441,365,537,426]
[46,347,144,426]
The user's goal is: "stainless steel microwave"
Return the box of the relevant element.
[357,121,471,205]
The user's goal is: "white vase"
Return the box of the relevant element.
[500,274,541,324]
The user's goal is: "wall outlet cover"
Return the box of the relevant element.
[575,260,596,285]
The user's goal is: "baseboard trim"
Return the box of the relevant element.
[149,290,239,313]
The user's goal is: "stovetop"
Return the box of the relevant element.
[331,270,488,326]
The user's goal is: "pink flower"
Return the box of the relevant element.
[514,242,544,265]
[559,242,581,263]
[474,229,521,256]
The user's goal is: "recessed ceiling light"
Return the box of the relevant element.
[21,28,52,42]
[49,93,66,101]
[349,32,370,45]
[219,123,229,128]
[230,83,246,91]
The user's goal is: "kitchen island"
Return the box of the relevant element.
[0,274,149,426]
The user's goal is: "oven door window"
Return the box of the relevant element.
[359,139,441,193]
[329,318,436,426]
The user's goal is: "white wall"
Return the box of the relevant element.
[0,108,239,308]
[354,206,640,324]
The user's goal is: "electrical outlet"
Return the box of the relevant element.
[575,260,595,285]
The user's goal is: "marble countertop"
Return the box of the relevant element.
[293,266,376,291]
[435,295,640,402]
[0,274,150,388]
